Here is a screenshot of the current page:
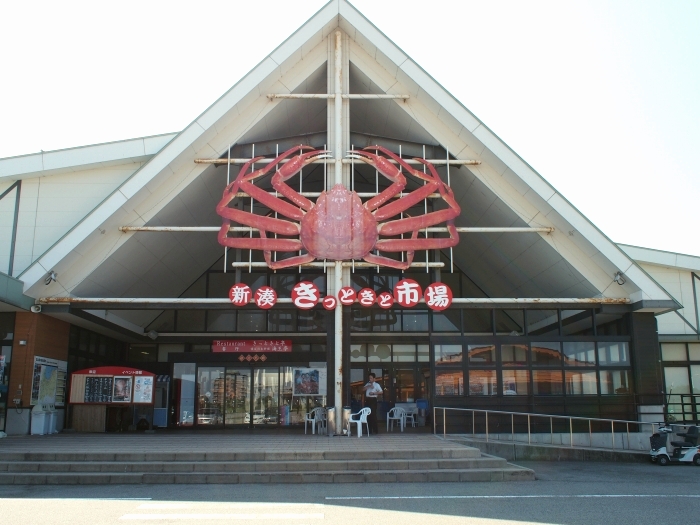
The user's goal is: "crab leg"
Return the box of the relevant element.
[347,148,406,211]
[378,210,458,236]
[258,229,316,270]
[272,148,331,211]
[363,230,419,270]
[217,220,303,250]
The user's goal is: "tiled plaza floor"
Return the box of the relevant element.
[0,428,457,454]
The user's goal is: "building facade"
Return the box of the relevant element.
[1,0,697,434]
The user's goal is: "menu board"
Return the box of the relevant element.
[83,376,113,403]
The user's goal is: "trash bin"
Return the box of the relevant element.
[46,404,57,434]
[325,406,336,436]
[31,405,48,435]
[342,406,351,436]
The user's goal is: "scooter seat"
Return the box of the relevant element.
[670,440,694,448]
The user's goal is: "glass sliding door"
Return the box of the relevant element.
[225,368,251,426]
[197,367,224,427]
[252,368,279,426]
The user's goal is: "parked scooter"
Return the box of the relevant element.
[649,423,700,466]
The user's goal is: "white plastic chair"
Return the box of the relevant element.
[347,407,371,437]
[386,407,406,432]
[404,407,417,428]
[304,407,325,435]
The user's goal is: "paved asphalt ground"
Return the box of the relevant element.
[0,460,698,525]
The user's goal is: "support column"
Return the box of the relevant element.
[327,30,349,434]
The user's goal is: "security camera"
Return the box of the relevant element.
[30,305,42,313]
[44,271,57,286]
[147,330,158,340]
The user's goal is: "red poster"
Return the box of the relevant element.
[212,340,293,353]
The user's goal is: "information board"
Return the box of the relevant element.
[69,367,155,405]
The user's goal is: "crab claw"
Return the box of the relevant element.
[275,148,330,180]
[347,148,404,182]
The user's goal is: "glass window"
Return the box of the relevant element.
[372,310,401,332]
[467,344,495,364]
[598,342,629,365]
[435,370,464,396]
[394,369,416,402]
[350,344,367,362]
[691,366,700,394]
[0,313,14,340]
[599,370,633,395]
[298,310,326,332]
[563,341,596,366]
[561,310,594,336]
[432,311,461,332]
[351,309,371,332]
[268,310,295,332]
[531,342,562,366]
[496,310,524,336]
[664,367,690,420]
[689,344,700,361]
[225,368,252,425]
[417,344,429,363]
[661,343,687,361]
[207,310,236,332]
[368,344,391,363]
[393,344,416,362]
[565,371,598,395]
[434,344,462,366]
[468,370,497,396]
[527,310,559,336]
[403,310,428,332]
[664,367,690,394]
[502,370,530,395]
[501,344,528,366]
[237,311,266,332]
[533,370,563,395]
[463,310,493,335]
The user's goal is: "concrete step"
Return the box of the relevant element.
[1,456,508,474]
[0,466,534,485]
[0,448,481,462]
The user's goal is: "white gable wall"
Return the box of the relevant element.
[1,162,143,276]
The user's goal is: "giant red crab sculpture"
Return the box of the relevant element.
[216,145,460,270]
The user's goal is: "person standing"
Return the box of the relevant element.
[363,373,382,434]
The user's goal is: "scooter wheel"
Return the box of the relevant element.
[658,455,670,466]
[693,455,700,466]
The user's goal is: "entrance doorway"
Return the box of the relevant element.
[174,363,327,429]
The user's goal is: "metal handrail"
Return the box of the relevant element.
[433,406,665,452]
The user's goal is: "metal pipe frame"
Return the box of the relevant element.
[37,296,630,305]
[119,226,555,234]
[267,94,410,100]
[194,158,480,165]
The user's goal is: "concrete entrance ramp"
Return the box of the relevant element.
[0,432,533,484]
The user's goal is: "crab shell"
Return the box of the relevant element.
[300,184,378,260]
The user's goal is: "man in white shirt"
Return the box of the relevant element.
[363,373,382,434]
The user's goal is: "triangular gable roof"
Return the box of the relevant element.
[15,0,673,307]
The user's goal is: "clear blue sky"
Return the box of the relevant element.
[1,0,698,256]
